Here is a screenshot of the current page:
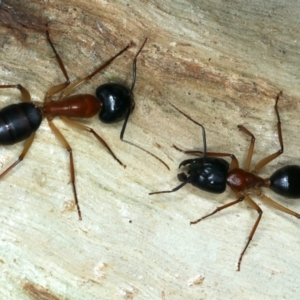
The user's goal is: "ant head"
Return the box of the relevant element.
[187,157,229,194]
[96,83,134,123]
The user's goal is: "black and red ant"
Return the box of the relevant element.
[0,29,168,220]
[150,92,300,271]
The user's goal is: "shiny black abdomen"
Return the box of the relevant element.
[0,103,42,145]
[96,83,133,123]
[269,165,300,198]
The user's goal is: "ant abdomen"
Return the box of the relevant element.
[269,165,300,198]
[96,83,133,123]
[0,103,42,145]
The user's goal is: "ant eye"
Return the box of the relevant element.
[96,83,133,123]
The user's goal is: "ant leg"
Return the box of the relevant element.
[0,84,31,102]
[190,195,244,225]
[253,91,283,172]
[0,133,35,179]
[173,145,239,169]
[259,192,300,218]
[237,195,262,271]
[44,30,70,102]
[237,125,255,171]
[47,119,82,220]
[60,116,125,168]
[58,42,133,99]
[190,194,261,271]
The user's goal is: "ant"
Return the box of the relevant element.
[150,92,300,271]
[0,28,167,220]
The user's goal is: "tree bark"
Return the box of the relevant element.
[0,0,300,299]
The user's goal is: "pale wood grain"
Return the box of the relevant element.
[0,0,300,299]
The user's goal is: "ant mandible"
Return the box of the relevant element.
[0,28,167,220]
[150,92,300,271]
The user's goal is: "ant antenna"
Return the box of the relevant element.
[166,100,207,159]
[120,38,170,170]
[130,38,147,91]
[149,102,208,196]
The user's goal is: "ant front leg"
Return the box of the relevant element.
[60,117,125,168]
[58,42,132,99]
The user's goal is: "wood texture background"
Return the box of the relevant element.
[0,0,300,299]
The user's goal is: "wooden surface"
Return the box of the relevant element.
[1,0,300,299]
